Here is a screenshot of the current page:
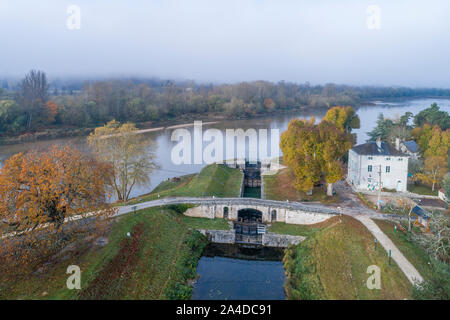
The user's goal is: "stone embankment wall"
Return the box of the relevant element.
[197,229,235,244]
[262,233,305,247]
[197,229,305,247]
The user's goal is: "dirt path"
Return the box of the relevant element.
[355,215,423,285]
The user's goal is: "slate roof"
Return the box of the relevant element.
[351,141,407,156]
[411,205,431,220]
[402,140,419,153]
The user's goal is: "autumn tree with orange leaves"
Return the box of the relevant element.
[0,146,115,279]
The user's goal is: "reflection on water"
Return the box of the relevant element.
[192,244,286,300]
[1,98,449,199]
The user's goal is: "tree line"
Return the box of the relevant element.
[2,70,450,134]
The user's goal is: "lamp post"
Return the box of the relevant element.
[374,238,377,251]
[388,249,392,265]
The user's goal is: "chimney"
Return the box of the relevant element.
[395,138,401,151]
[376,137,382,150]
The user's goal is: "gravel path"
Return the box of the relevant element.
[355,215,423,284]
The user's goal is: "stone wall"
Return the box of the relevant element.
[185,203,335,225]
[197,229,235,244]
[262,233,305,247]
[198,229,304,247]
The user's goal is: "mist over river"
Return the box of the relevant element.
[1,98,449,199]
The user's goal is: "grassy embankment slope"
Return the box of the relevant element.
[283,215,413,299]
[0,207,230,300]
[126,163,243,205]
[373,219,434,281]
[263,168,337,203]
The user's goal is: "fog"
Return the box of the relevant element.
[1,0,450,86]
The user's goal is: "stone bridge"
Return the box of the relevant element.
[178,198,338,225]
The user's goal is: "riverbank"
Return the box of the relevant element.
[0,103,342,146]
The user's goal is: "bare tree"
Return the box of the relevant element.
[412,211,450,263]
[18,70,49,129]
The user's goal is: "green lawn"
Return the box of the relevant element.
[373,219,434,281]
[264,169,337,203]
[268,218,338,238]
[0,207,229,300]
[284,215,412,300]
[125,163,243,205]
[408,184,438,196]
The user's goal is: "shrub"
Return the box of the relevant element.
[164,230,207,300]
[166,204,196,214]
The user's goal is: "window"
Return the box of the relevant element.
[271,210,277,222]
[368,165,372,172]
[398,158,403,161]
[386,157,391,161]
[368,156,373,160]
[386,166,390,173]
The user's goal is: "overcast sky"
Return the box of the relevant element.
[1,0,450,86]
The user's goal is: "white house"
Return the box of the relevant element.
[347,139,409,192]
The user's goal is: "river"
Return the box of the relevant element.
[1,98,449,199]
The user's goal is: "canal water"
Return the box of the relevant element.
[192,244,286,300]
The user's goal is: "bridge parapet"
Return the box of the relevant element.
[179,197,337,225]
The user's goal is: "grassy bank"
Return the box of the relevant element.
[373,219,433,281]
[283,215,412,300]
[263,169,337,203]
[125,163,243,205]
[0,207,229,300]
[269,217,340,238]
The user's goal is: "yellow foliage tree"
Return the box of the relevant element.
[416,156,448,191]
[323,106,360,133]
[280,117,353,196]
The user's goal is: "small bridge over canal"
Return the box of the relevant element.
[180,197,338,225]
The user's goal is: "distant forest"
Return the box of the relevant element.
[1,70,450,135]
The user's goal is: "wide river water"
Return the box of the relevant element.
[1,98,449,199]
